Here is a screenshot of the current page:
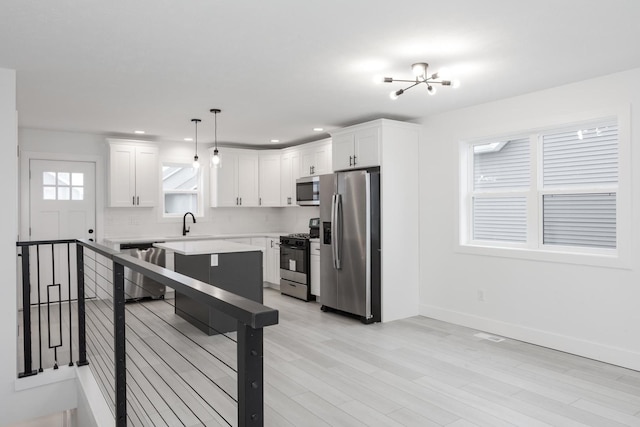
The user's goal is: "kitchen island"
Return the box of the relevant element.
[154,240,264,335]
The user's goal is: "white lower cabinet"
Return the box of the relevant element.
[265,237,281,285]
[310,240,320,297]
[250,237,267,283]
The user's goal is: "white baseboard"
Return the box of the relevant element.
[419,304,640,372]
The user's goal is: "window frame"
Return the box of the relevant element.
[161,162,204,219]
[457,110,630,269]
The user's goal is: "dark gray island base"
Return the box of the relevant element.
[174,251,263,335]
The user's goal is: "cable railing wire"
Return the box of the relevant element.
[18,239,278,427]
[83,261,236,425]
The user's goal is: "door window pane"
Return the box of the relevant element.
[43,187,56,200]
[58,187,70,200]
[72,187,84,201]
[72,173,84,186]
[43,172,56,185]
[57,172,70,185]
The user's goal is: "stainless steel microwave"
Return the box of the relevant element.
[296,176,320,206]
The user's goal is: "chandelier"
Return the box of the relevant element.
[379,62,460,100]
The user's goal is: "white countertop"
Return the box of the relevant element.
[154,240,265,256]
[103,232,293,245]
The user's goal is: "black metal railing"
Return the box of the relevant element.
[17,239,279,427]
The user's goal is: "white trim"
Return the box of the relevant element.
[19,151,104,244]
[419,304,640,371]
[456,106,630,268]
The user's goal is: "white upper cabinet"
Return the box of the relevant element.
[210,148,259,207]
[280,148,301,206]
[300,139,332,177]
[108,140,159,207]
[331,124,380,171]
[258,152,281,206]
[211,149,282,207]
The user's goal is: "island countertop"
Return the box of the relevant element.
[154,240,264,256]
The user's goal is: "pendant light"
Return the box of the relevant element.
[191,118,201,169]
[210,108,222,168]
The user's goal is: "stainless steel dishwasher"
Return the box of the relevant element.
[120,242,166,301]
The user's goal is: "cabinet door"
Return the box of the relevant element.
[332,133,354,171]
[264,238,280,284]
[237,154,259,206]
[212,151,239,207]
[134,145,159,207]
[300,149,315,177]
[280,150,300,206]
[280,152,292,206]
[251,237,267,283]
[353,127,380,169]
[258,154,281,206]
[109,144,136,207]
[313,142,331,175]
[310,242,320,296]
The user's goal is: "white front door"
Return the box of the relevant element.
[28,159,96,304]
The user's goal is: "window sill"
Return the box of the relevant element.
[456,242,629,270]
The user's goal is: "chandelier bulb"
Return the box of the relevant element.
[427,85,437,96]
[193,155,200,169]
[389,89,404,100]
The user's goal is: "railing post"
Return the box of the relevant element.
[113,261,127,427]
[237,322,264,427]
[18,245,37,378]
[75,244,89,367]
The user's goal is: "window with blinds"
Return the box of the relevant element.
[466,118,618,251]
[541,120,618,248]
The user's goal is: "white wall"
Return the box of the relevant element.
[418,67,640,370]
[0,69,79,425]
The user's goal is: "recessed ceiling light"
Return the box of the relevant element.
[134,130,145,134]
[313,128,324,132]
[184,137,193,142]
[270,139,280,143]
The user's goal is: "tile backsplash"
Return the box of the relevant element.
[103,206,319,239]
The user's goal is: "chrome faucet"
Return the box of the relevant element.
[182,212,196,236]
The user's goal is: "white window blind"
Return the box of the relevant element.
[474,138,530,190]
[473,196,527,243]
[543,122,618,187]
[543,193,616,248]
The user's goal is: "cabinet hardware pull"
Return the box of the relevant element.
[353,155,357,165]
[236,197,239,205]
[349,155,353,166]
[259,197,262,205]
[240,197,242,205]
[132,196,135,205]
[137,196,139,205]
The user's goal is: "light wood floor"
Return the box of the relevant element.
[19,288,640,426]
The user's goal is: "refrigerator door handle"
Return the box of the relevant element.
[331,193,342,269]
[335,193,342,269]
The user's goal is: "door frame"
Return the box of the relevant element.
[19,151,105,243]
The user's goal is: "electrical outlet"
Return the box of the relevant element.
[477,289,485,302]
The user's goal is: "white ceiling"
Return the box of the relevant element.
[2,0,640,147]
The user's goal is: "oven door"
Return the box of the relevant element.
[279,243,307,284]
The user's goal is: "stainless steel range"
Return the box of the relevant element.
[279,233,314,301]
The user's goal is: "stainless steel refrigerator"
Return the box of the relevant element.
[319,169,381,323]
